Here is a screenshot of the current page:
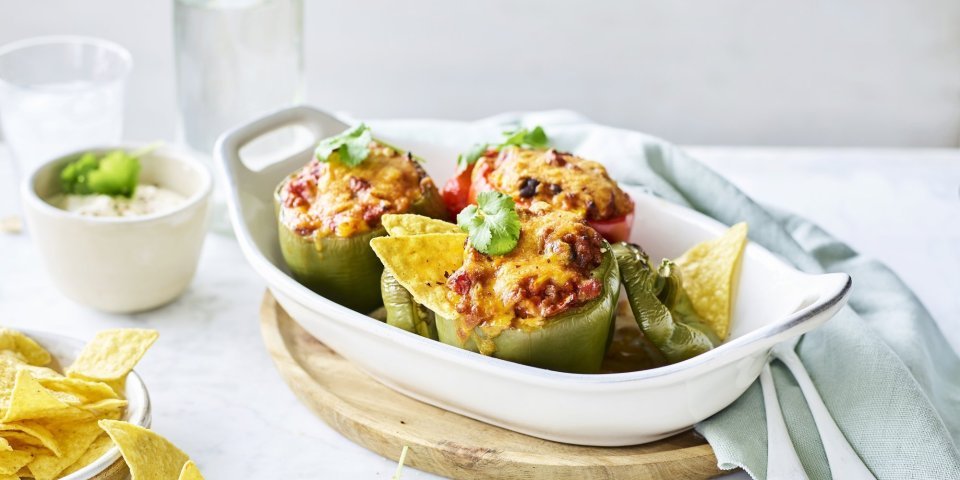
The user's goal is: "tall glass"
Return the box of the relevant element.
[173,0,304,154]
[0,36,131,174]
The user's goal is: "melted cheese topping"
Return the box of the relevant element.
[478,147,634,221]
[447,204,604,339]
[279,143,434,238]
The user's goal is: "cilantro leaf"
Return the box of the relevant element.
[501,125,549,149]
[60,150,141,197]
[315,123,373,167]
[457,143,489,167]
[457,191,521,255]
[455,126,550,167]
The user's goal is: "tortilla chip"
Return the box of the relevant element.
[370,234,467,319]
[58,433,114,477]
[78,398,127,417]
[0,449,32,476]
[0,329,51,366]
[1,371,75,422]
[38,377,119,405]
[382,214,460,236]
[27,419,104,480]
[179,460,205,480]
[0,352,63,409]
[0,421,61,456]
[67,329,158,382]
[674,222,748,340]
[100,420,190,480]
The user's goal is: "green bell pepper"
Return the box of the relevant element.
[434,247,620,374]
[611,242,720,364]
[275,181,447,314]
[381,269,439,339]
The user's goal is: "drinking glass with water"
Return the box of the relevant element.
[174,0,305,155]
[0,36,131,175]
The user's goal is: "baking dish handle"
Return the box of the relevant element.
[214,105,350,184]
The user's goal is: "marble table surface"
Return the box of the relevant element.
[1,145,958,479]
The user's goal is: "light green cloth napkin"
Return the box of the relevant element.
[373,111,960,479]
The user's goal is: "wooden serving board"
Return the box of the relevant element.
[260,291,724,480]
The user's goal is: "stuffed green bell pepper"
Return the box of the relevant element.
[276,124,447,313]
[370,196,619,374]
[611,242,721,363]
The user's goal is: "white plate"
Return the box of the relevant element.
[216,106,850,446]
[18,329,151,479]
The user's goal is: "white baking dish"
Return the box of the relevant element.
[216,105,850,446]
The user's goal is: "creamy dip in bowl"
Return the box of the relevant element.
[21,144,212,313]
[51,185,186,218]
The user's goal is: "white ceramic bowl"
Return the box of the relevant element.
[217,106,851,446]
[19,329,150,480]
[21,144,212,313]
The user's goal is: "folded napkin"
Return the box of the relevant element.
[371,111,960,479]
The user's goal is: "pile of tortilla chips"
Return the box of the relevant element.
[0,328,203,480]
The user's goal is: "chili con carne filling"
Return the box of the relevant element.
[446,203,605,338]
[280,143,434,238]
[476,146,634,222]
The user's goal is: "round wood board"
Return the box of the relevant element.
[260,291,724,480]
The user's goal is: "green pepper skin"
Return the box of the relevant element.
[612,242,720,364]
[434,247,620,374]
[381,269,439,339]
[275,181,448,314]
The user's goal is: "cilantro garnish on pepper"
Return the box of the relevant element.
[457,125,550,167]
[457,191,521,255]
[315,123,374,167]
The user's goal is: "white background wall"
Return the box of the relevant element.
[1,0,959,147]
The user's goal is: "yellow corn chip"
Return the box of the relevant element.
[0,353,63,385]
[0,474,17,480]
[382,214,460,236]
[58,433,114,477]
[1,371,75,422]
[99,419,190,480]
[0,351,60,405]
[0,421,61,456]
[79,398,127,417]
[103,377,128,398]
[675,222,748,340]
[27,420,104,480]
[179,460,205,480]
[370,234,467,319]
[0,449,32,476]
[67,329,158,382]
[0,437,9,452]
[38,377,118,404]
[0,329,51,366]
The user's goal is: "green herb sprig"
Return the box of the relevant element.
[457,191,521,255]
[59,144,159,198]
[315,123,374,167]
[457,125,550,167]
